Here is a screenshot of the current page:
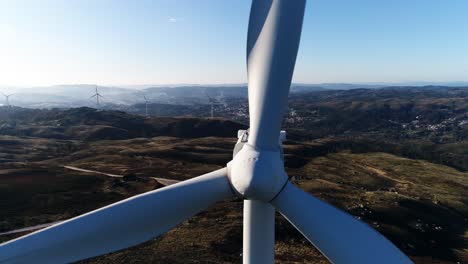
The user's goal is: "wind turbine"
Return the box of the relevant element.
[1,92,14,107]
[0,1,412,263]
[90,86,103,108]
[206,94,217,118]
[206,91,225,118]
[143,95,149,117]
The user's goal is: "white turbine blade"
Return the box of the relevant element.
[271,182,412,264]
[247,0,306,150]
[0,168,233,264]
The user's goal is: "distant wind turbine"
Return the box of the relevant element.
[90,86,103,108]
[206,94,223,118]
[1,92,14,107]
[218,91,228,107]
[143,95,150,117]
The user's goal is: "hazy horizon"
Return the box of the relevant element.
[2,80,468,91]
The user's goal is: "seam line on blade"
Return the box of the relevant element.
[268,179,290,203]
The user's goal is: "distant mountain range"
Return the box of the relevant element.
[0,82,467,108]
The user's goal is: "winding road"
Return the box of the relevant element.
[63,166,122,178]
[63,165,181,185]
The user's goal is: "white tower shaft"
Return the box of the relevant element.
[243,200,275,263]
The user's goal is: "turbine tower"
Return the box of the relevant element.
[0,1,412,263]
[206,93,224,118]
[90,86,103,108]
[207,94,216,118]
[143,95,149,117]
[1,92,14,107]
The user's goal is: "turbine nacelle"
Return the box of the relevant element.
[228,144,288,202]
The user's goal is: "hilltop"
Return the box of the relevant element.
[0,107,246,141]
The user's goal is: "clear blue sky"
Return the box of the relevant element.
[1,0,467,86]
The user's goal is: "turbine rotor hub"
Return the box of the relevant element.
[228,144,288,202]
